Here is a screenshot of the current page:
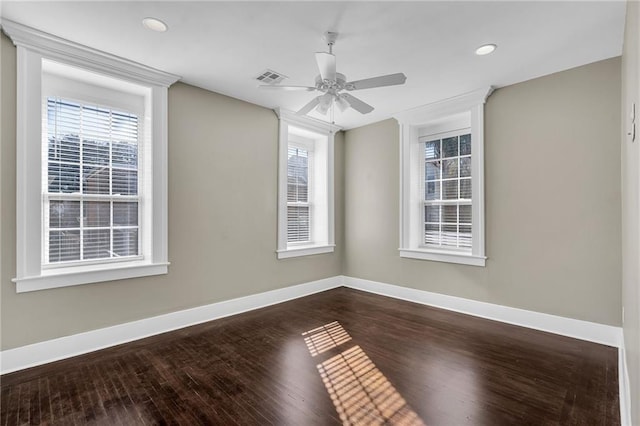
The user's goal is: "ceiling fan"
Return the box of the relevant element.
[259,32,407,116]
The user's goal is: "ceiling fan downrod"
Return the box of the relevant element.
[323,31,338,55]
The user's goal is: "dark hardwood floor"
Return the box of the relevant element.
[1,287,619,425]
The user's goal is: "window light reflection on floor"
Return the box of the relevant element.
[303,322,425,425]
[302,321,352,356]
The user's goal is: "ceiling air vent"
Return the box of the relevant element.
[255,69,287,85]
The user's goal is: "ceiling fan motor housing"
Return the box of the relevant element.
[315,72,347,93]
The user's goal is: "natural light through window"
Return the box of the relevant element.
[317,346,425,426]
[303,321,424,426]
[287,145,311,243]
[45,98,140,265]
[423,131,472,250]
[302,321,351,356]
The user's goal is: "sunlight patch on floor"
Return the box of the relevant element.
[303,321,425,425]
[302,321,352,356]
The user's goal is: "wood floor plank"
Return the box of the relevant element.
[16,381,29,426]
[2,384,18,426]
[606,353,621,424]
[0,287,619,425]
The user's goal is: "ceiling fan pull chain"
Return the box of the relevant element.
[331,101,335,125]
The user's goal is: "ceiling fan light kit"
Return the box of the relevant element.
[259,31,407,117]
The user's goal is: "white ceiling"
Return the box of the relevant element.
[1,1,626,129]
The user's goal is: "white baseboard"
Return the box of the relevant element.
[343,276,629,424]
[342,276,622,347]
[0,276,342,374]
[1,274,624,381]
[619,333,632,426]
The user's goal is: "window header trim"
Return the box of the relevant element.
[1,19,180,87]
[393,87,493,126]
[274,108,342,134]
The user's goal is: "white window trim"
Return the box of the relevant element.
[275,108,338,259]
[276,245,336,259]
[3,19,180,292]
[393,87,493,267]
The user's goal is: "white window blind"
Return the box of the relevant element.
[44,97,140,265]
[287,145,310,242]
[422,131,472,250]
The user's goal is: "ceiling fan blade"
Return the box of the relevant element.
[297,97,321,115]
[315,52,336,82]
[345,73,407,91]
[335,95,350,112]
[341,93,374,114]
[259,85,316,91]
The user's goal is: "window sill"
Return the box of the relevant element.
[399,248,486,267]
[12,261,170,293]
[277,244,335,259]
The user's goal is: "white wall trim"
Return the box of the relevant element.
[1,274,625,390]
[399,248,486,266]
[0,276,342,374]
[277,244,335,259]
[348,274,626,420]
[619,333,632,426]
[1,19,180,87]
[343,276,622,347]
[274,108,342,133]
[14,262,169,293]
[393,86,493,126]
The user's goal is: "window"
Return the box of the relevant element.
[4,20,179,292]
[423,130,472,250]
[394,87,492,266]
[45,98,141,265]
[276,109,337,259]
[287,142,311,243]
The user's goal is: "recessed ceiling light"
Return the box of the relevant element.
[475,44,497,56]
[142,17,168,32]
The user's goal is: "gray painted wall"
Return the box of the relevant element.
[0,35,344,350]
[622,0,640,423]
[344,57,622,326]
[0,31,623,356]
